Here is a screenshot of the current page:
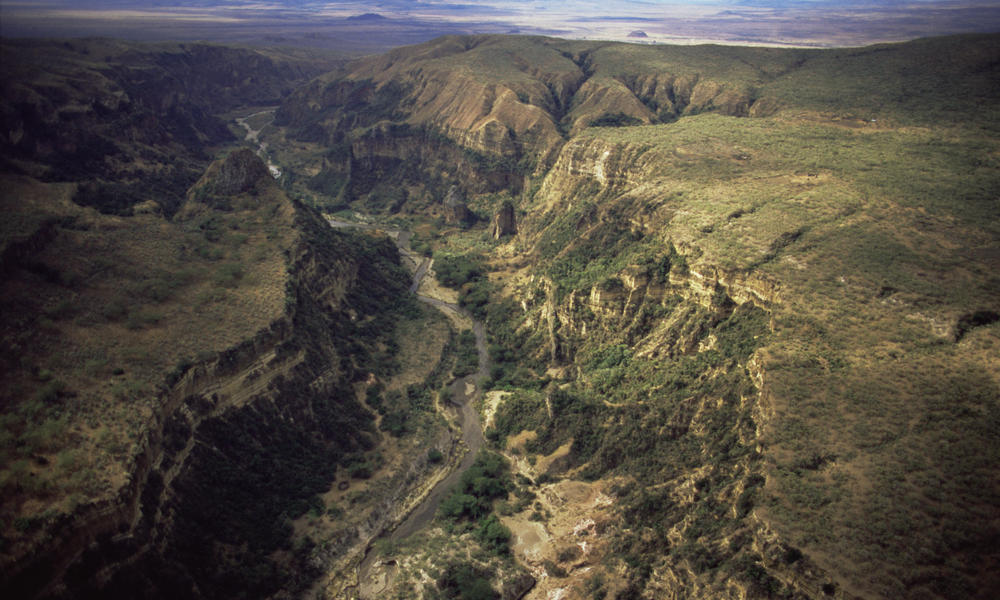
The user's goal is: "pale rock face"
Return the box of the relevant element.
[443,185,471,224]
[493,200,517,239]
[594,149,611,184]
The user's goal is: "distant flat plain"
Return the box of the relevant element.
[3,2,1000,51]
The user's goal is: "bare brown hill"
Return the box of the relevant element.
[276,33,1000,218]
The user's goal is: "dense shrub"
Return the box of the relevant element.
[434,252,496,319]
[437,562,498,600]
[453,329,479,377]
[475,514,512,556]
[439,450,510,522]
[589,112,643,127]
[435,253,485,289]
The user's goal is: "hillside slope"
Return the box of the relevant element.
[0,146,424,598]
[273,33,1000,215]
[1,39,483,599]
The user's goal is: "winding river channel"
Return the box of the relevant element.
[234,105,485,594]
[235,108,282,179]
[327,218,489,595]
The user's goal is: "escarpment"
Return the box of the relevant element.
[1,153,415,599]
[461,129,794,598]
[459,48,998,593]
[493,260,781,599]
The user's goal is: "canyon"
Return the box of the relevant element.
[2,32,999,600]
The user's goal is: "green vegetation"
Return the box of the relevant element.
[473,514,512,557]
[435,253,486,289]
[436,562,498,600]
[532,201,686,300]
[434,252,495,319]
[437,450,514,557]
[0,143,419,598]
[453,330,479,378]
[489,304,771,477]
[2,38,331,216]
[486,390,546,445]
[116,211,415,599]
[585,114,1000,236]
[485,293,774,587]
[376,383,435,437]
[439,450,510,525]
[74,173,199,217]
[589,112,643,127]
[270,31,1000,600]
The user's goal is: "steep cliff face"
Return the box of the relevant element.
[348,124,528,208]
[0,153,415,599]
[275,36,568,160]
[492,272,778,599]
[87,218,410,600]
[277,35,780,157]
[482,99,1000,597]
[492,200,517,239]
[444,185,472,224]
[273,33,1000,600]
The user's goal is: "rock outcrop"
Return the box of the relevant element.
[206,149,272,196]
[178,149,276,214]
[443,185,472,224]
[501,572,536,600]
[492,200,517,239]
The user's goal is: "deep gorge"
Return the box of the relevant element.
[2,32,999,600]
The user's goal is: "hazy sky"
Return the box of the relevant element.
[3,0,999,47]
